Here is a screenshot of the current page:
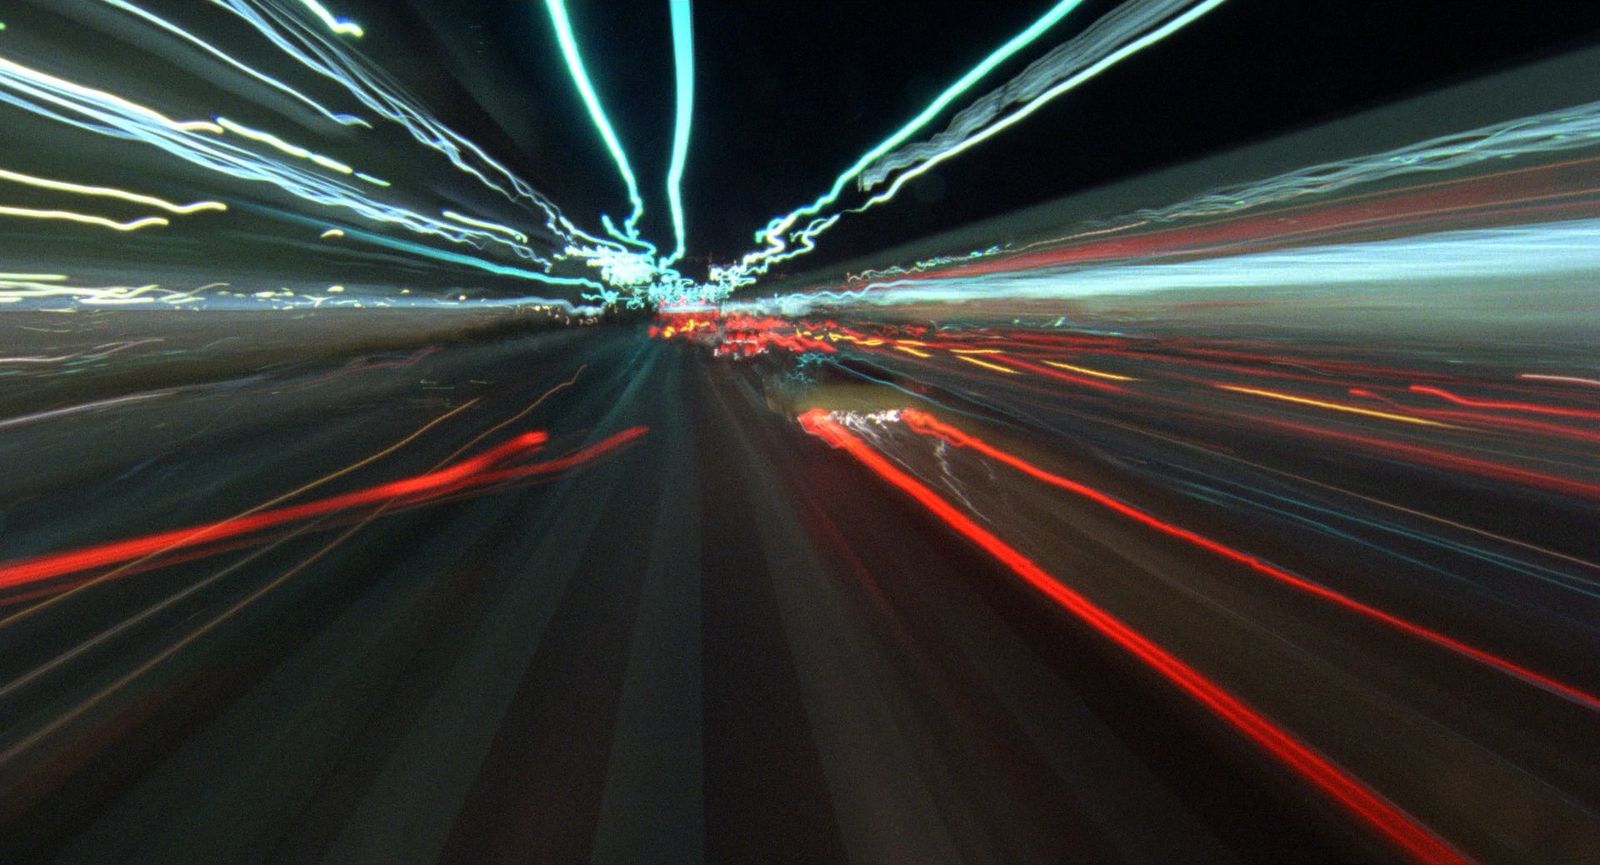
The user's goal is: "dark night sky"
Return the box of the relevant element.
[378,0,1600,278]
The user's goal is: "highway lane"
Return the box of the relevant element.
[0,323,667,861]
[0,319,1596,862]
[0,324,1259,864]
[764,318,1600,862]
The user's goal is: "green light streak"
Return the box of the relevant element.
[756,0,1085,243]
[663,0,695,265]
[543,0,646,238]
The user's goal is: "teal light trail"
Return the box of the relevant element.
[853,0,1228,212]
[663,0,696,265]
[542,0,646,240]
[755,0,1086,245]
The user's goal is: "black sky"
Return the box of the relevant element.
[382,0,1600,278]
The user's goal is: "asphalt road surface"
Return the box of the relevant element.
[1,318,1597,863]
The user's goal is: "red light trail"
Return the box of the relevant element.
[800,408,1469,865]
[0,426,648,595]
[896,408,1600,714]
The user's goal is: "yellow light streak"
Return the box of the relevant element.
[1217,385,1455,428]
[0,205,167,232]
[1043,360,1136,381]
[297,0,364,38]
[216,117,354,174]
[442,210,528,243]
[956,355,1020,375]
[0,167,224,214]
